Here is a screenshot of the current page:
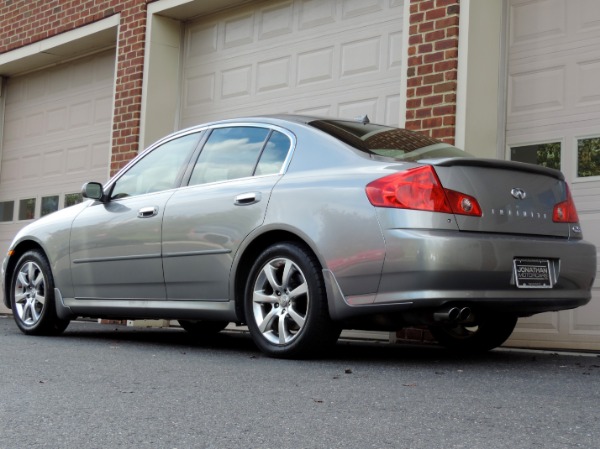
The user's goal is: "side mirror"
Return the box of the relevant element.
[81,182,105,201]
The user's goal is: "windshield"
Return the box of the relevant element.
[309,119,472,161]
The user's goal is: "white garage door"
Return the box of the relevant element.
[0,50,115,310]
[505,0,600,350]
[180,0,404,128]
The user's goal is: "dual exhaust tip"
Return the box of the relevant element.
[433,307,472,323]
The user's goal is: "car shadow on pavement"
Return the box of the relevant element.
[43,319,569,367]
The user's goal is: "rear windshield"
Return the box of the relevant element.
[309,119,471,161]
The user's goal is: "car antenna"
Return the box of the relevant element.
[355,114,370,125]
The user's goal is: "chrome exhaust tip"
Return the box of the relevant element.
[433,307,460,322]
[433,306,472,323]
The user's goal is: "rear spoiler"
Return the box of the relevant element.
[425,157,565,181]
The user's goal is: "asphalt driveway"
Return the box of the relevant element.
[0,315,598,449]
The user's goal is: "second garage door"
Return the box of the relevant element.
[0,50,115,310]
[180,0,404,127]
[505,0,600,350]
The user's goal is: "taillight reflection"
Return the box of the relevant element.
[365,165,482,217]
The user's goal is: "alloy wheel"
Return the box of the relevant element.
[250,257,309,345]
[14,261,47,327]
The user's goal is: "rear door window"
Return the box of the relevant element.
[189,127,270,185]
[255,131,291,176]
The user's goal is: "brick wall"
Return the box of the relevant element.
[405,0,460,144]
[0,0,157,175]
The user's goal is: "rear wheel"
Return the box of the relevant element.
[429,312,517,354]
[178,320,229,336]
[10,250,70,336]
[244,242,340,358]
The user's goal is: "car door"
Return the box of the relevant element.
[162,125,293,301]
[69,132,202,300]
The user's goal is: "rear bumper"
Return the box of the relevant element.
[326,230,596,321]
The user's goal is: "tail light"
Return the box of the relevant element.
[553,184,579,223]
[365,165,482,217]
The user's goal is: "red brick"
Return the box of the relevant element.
[433,81,456,94]
[420,1,435,12]
[424,29,445,43]
[443,115,455,126]
[423,94,444,106]
[416,85,433,96]
[445,70,457,81]
[407,76,423,88]
[417,64,434,75]
[408,55,423,66]
[409,34,423,45]
[434,60,458,72]
[445,48,459,59]
[447,4,460,15]
[418,20,435,33]
[405,120,422,130]
[406,98,422,109]
[410,12,424,24]
[418,43,433,53]
[432,127,455,139]
[423,117,443,128]
[435,38,458,51]
[423,51,444,64]
[433,104,456,116]
[425,7,446,21]
[436,0,459,6]
[444,93,457,103]
[416,108,432,118]
[423,73,444,85]
[446,25,459,37]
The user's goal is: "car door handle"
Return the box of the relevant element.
[235,192,261,206]
[138,206,159,218]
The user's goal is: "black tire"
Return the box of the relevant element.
[10,250,70,336]
[429,312,517,354]
[178,320,229,336]
[244,242,341,359]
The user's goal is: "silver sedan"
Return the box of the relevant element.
[2,115,596,358]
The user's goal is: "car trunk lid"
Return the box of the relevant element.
[430,158,573,238]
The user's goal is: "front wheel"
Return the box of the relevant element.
[10,250,70,336]
[244,242,340,358]
[429,312,517,354]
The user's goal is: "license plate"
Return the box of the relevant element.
[513,259,553,289]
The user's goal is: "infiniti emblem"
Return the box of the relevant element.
[511,188,527,200]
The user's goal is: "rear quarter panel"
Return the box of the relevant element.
[262,125,390,298]
[264,169,386,297]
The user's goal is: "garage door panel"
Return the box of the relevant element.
[181,0,403,127]
[506,0,600,350]
[510,0,600,56]
[259,1,294,39]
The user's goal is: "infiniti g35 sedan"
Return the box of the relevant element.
[2,115,596,358]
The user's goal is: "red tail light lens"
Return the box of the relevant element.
[365,165,482,216]
[445,189,482,217]
[553,184,579,223]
